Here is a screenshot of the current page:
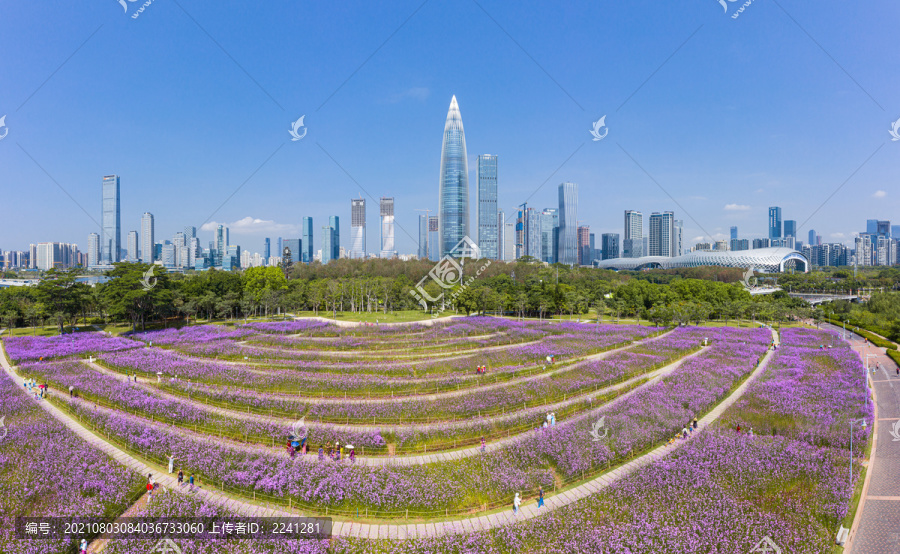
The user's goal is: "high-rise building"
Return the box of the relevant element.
[577,226,591,266]
[866,219,879,235]
[808,229,817,247]
[497,211,505,260]
[783,219,797,239]
[321,225,334,264]
[438,96,469,256]
[173,232,186,268]
[623,210,643,258]
[329,216,340,261]
[101,175,121,264]
[88,233,100,267]
[126,231,138,262]
[264,238,271,261]
[380,198,396,258]
[301,217,313,263]
[892,225,900,240]
[557,182,578,265]
[541,209,559,264]
[428,216,440,261]
[527,208,542,260]
[649,211,675,257]
[752,238,771,249]
[214,225,228,267]
[876,220,891,237]
[283,239,301,266]
[224,245,241,271]
[184,226,196,240]
[589,233,597,263]
[476,154,499,259]
[161,243,176,268]
[730,226,738,241]
[351,198,366,259]
[36,242,79,270]
[418,215,429,259]
[768,207,782,242]
[601,233,619,260]
[673,219,683,257]
[141,212,154,263]
[503,220,516,262]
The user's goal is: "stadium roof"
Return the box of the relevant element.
[594,247,808,273]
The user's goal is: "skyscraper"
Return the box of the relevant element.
[418,215,429,259]
[215,225,227,267]
[101,175,121,264]
[649,211,675,257]
[768,207,782,242]
[438,96,469,256]
[623,210,643,258]
[577,226,591,266]
[808,229,817,246]
[380,197,396,258]
[783,219,797,239]
[141,212,155,263]
[321,225,334,264]
[184,226,197,240]
[527,208,543,260]
[476,154,499,259]
[674,219,683,257]
[428,216,440,261]
[87,233,100,267]
[601,233,619,260]
[730,226,738,241]
[264,238,271,261]
[351,198,366,259]
[866,219,878,235]
[541,209,559,264]
[497,211,505,260]
[329,216,340,260]
[126,231,138,262]
[301,217,313,263]
[503,220,516,262]
[557,182,578,265]
[283,239,301,265]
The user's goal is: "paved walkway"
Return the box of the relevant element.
[829,325,900,554]
[0,330,778,539]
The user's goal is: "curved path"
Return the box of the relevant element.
[0,330,778,539]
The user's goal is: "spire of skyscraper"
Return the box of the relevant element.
[439,95,469,257]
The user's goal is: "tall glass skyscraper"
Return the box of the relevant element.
[101,175,121,264]
[351,198,366,259]
[649,211,675,257]
[601,233,619,260]
[87,233,100,267]
[768,207,782,241]
[380,197,396,258]
[476,154,498,259]
[428,216,440,261]
[141,212,154,263]
[301,217,313,263]
[126,231,139,262]
[541,208,558,264]
[623,210,643,258]
[329,216,340,261]
[439,96,469,257]
[418,215,429,259]
[557,182,578,265]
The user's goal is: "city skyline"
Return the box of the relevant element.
[1,2,898,258]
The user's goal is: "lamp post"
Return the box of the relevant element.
[849,417,868,487]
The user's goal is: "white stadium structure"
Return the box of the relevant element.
[594,247,808,273]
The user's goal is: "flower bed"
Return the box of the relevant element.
[778,327,842,349]
[0,369,145,554]
[3,333,141,362]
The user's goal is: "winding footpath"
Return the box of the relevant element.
[0,330,778,539]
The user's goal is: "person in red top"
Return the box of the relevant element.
[146,481,154,496]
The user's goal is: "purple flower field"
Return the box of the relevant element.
[0,369,145,554]
[4,333,141,363]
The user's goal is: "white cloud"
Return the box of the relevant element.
[830,232,846,239]
[691,236,705,242]
[200,217,298,235]
[724,203,750,211]
[387,87,430,103]
[873,190,887,198]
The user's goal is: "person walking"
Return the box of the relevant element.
[318,445,324,460]
[69,386,74,398]
[168,455,175,474]
[749,427,755,437]
[177,470,184,486]
[537,486,544,508]
[681,426,688,439]
[480,436,486,453]
[349,448,356,463]
[692,418,698,430]
[146,481,154,497]
[80,538,87,554]
[513,492,521,514]
[688,422,694,434]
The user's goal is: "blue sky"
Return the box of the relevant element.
[1,0,897,256]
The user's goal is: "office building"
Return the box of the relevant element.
[351,198,366,259]
[126,231,138,262]
[224,245,241,271]
[329,216,340,261]
[623,210,643,258]
[438,96,469,256]
[601,233,619,260]
[299,218,311,263]
[577,226,591,266]
[541,208,559,264]
[503,220,516,262]
[557,182,578,265]
[214,225,228,267]
[283,239,301,265]
[88,233,100,267]
[36,242,79,271]
[497,211,505,260]
[140,213,154,263]
[428,216,440,261]
[732,238,750,251]
[674,220,683,257]
[264,238,271,261]
[321,225,335,264]
[866,219,879,235]
[161,243,176,268]
[527,208,542,260]
[184,226,196,240]
[730,226,738,242]
[476,154,499,259]
[783,220,797,239]
[380,198,396,258]
[101,175,121,264]
[649,211,675,257]
[808,229,817,247]
[768,206,782,242]
[752,238,771,249]
[418,215,429,259]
